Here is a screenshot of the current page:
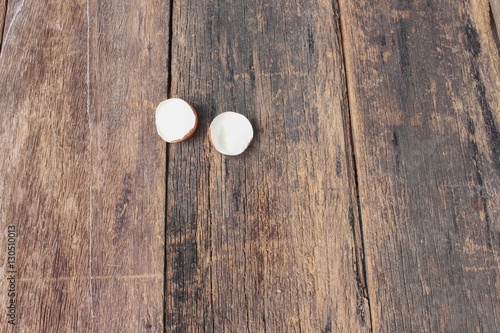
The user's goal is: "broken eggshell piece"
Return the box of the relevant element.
[209,112,253,156]
[155,98,198,143]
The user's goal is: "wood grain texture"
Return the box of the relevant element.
[339,0,500,332]
[87,0,168,331]
[0,1,91,331]
[0,0,168,331]
[2,0,499,332]
[165,0,370,331]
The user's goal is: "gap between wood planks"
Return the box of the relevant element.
[0,0,10,55]
[0,0,25,57]
[333,0,374,330]
[491,0,500,54]
[163,0,174,332]
[86,1,94,332]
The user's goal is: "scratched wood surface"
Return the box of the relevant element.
[0,0,499,332]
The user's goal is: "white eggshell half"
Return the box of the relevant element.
[155,98,198,143]
[209,112,253,156]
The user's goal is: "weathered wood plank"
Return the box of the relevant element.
[165,0,370,331]
[0,1,91,331]
[339,0,500,331]
[0,0,168,331]
[87,0,168,331]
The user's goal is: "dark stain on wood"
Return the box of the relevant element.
[348,205,355,231]
[307,25,315,54]
[336,148,343,177]
[172,239,199,291]
[392,130,402,172]
[113,173,133,237]
[464,21,500,173]
[462,19,499,249]
[392,130,399,147]
[168,238,201,333]
[322,314,333,333]
[465,21,482,57]
[396,19,411,71]
[232,178,242,212]
[395,18,411,110]
[467,118,494,249]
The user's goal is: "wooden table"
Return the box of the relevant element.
[1,0,499,332]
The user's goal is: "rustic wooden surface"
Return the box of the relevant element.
[165,0,368,332]
[87,1,167,331]
[339,0,500,332]
[0,0,499,332]
[0,0,166,332]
